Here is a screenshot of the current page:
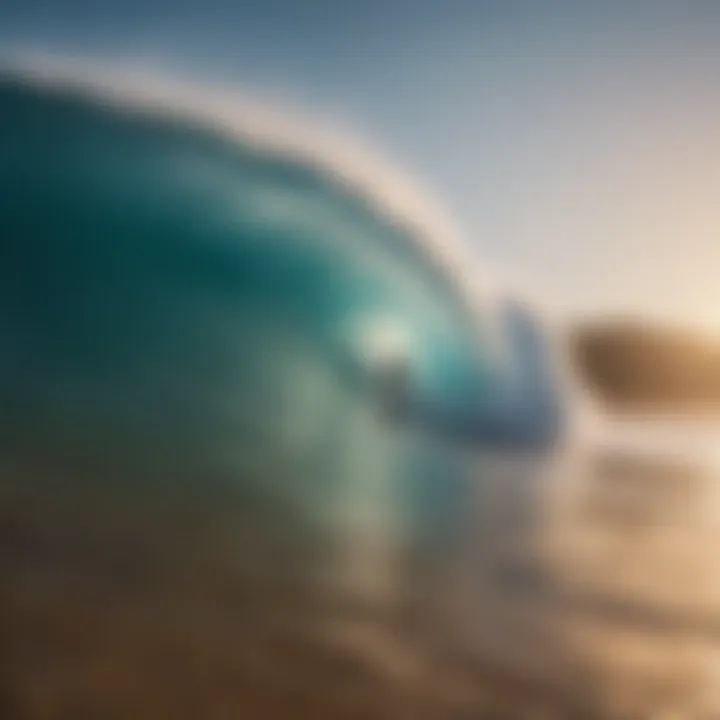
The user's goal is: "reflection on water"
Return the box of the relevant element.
[5,421,720,718]
[536,418,720,718]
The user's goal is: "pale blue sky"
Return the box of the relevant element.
[3,2,720,330]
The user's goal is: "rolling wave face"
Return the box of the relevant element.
[0,69,489,446]
[0,62,505,628]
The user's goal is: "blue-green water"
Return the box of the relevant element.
[0,69,505,549]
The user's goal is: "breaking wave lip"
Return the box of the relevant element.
[0,49,502,332]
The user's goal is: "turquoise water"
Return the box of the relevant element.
[0,70,505,552]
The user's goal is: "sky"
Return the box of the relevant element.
[2,1,720,332]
